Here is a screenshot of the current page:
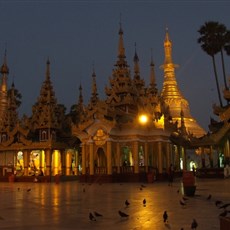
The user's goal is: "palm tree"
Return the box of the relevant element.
[198,21,227,107]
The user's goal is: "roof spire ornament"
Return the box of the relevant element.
[46,57,50,81]
[133,42,140,79]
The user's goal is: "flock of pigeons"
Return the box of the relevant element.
[87,183,230,229]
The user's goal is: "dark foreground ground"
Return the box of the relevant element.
[0,178,229,230]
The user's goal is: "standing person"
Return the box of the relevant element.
[168,164,174,186]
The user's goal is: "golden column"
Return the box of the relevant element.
[81,143,86,175]
[133,141,139,174]
[40,150,45,174]
[65,150,72,176]
[116,142,120,173]
[89,142,94,175]
[181,147,187,170]
[45,149,52,176]
[74,149,79,175]
[52,150,60,175]
[144,141,148,172]
[23,150,29,176]
[157,142,163,174]
[107,140,112,175]
[166,142,171,169]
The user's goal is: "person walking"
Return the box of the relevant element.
[168,164,174,186]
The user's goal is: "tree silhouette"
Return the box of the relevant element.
[197,21,230,107]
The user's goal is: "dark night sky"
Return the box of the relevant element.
[1,0,230,131]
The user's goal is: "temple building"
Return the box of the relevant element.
[1,24,223,183]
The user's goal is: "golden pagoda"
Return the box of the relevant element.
[160,29,205,138]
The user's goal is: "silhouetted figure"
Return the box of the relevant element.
[125,199,130,208]
[143,198,146,207]
[191,219,198,229]
[163,211,168,223]
[168,164,174,186]
[118,210,129,218]
[89,212,96,221]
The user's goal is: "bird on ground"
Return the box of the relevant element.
[219,210,228,217]
[180,200,186,207]
[27,188,31,192]
[219,203,230,209]
[118,210,129,218]
[207,194,212,200]
[143,199,146,207]
[191,219,198,229]
[94,211,103,217]
[125,199,130,207]
[89,212,96,221]
[163,211,168,223]
[182,196,189,201]
[215,200,223,207]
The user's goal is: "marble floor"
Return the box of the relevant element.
[0,178,229,229]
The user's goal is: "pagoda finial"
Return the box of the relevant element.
[150,48,156,87]
[91,63,98,100]
[118,17,125,59]
[46,57,50,81]
[1,48,9,75]
[133,42,140,77]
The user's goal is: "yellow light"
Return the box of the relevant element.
[139,114,148,124]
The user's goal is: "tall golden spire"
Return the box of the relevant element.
[160,29,205,137]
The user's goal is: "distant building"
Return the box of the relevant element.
[0,25,214,182]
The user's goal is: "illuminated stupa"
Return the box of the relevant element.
[160,29,205,137]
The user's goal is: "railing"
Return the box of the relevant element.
[94,167,107,174]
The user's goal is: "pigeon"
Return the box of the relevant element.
[219,203,230,209]
[163,211,168,223]
[191,219,198,229]
[89,212,96,221]
[125,199,130,207]
[182,196,189,201]
[94,211,103,217]
[215,200,223,207]
[219,210,228,217]
[180,200,186,207]
[118,210,129,218]
[143,199,146,207]
[207,194,212,200]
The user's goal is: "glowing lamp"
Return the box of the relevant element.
[139,114,148,125]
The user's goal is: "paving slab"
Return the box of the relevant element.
[0,178,229,229]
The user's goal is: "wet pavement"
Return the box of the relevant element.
[0,178,229,229]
